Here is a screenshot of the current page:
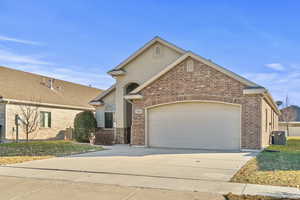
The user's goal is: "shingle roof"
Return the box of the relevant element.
[90,84,116,103]
[0,66,102,109]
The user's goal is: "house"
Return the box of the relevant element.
[279,105,300,136]
[90,36,280,150]
[0,66,102,141]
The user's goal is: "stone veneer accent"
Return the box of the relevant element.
[131,57,264,149]
[93,128,114,145]
[115,128,131,144]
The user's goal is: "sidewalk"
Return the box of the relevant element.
[0,166,300,199]
[0,176,224,200]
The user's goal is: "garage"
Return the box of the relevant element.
[147,101,241,150]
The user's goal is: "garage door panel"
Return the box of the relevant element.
[148,102,241,150]
[289,127,300,136]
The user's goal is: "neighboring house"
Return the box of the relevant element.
[0,66,102,141]
[279,105,300,136]
[90,36,280,150]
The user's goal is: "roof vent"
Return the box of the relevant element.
[48,79,54,90]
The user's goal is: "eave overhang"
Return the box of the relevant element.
[124,94,143,100]
[89,101,103,106]
[107,70,126,76]
[243,88,280,115]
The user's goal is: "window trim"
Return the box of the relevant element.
[40,111,51,128]
[104,112,114,129]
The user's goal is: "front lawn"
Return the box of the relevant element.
[224,193,298,200]
[231,137,300,188]
[0,140,103,165]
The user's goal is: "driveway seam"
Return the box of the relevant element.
[0,165,231,183]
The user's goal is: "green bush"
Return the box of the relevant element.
[74,111,97,142]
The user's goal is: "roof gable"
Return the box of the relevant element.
[108,36,186,74]
[90,84,116,103]
[130,52,260,94]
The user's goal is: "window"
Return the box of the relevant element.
[40,112,51,128]
[104,112,114,129]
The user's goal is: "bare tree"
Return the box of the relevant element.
[18,104,40,142]
[281,95,296,136]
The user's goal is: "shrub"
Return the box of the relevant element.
[74,111,97,142]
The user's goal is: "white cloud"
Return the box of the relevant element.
[0,36,114,89]
[26,66,114,89]
[244,72,278,82]
[0,35,42,45]
[0,48,113,89]
[265,63,285,71]
[0,49,51,65]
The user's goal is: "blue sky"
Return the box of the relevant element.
[0,0,300,105]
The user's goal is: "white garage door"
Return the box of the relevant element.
[147,102,241,150]
[288,127,300,136]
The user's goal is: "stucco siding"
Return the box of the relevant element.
[115,42,183,128]
[5,103,85,140]
[95,90,116,128]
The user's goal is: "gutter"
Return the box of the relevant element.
[89,101,103,106]
[0,97,95,111]
[243,88,280,115]
[124,94,143,100]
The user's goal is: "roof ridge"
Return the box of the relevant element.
[0,66,103,109]
[108,36,186,73]
[0,66,102,91]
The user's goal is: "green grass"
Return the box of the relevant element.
[0,140,103,157]
[231,137,300,188]
[224,193,298,200]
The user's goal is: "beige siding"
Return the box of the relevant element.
[261,98,279,147]
[115,42,182,128]
[5,103,85,140]
[0,103,5,138]
[95,90,116,128]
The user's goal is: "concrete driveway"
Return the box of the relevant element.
[0,145,257,193]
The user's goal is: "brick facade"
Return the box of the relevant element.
[91,128,114,145]
[131,58,264,149]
